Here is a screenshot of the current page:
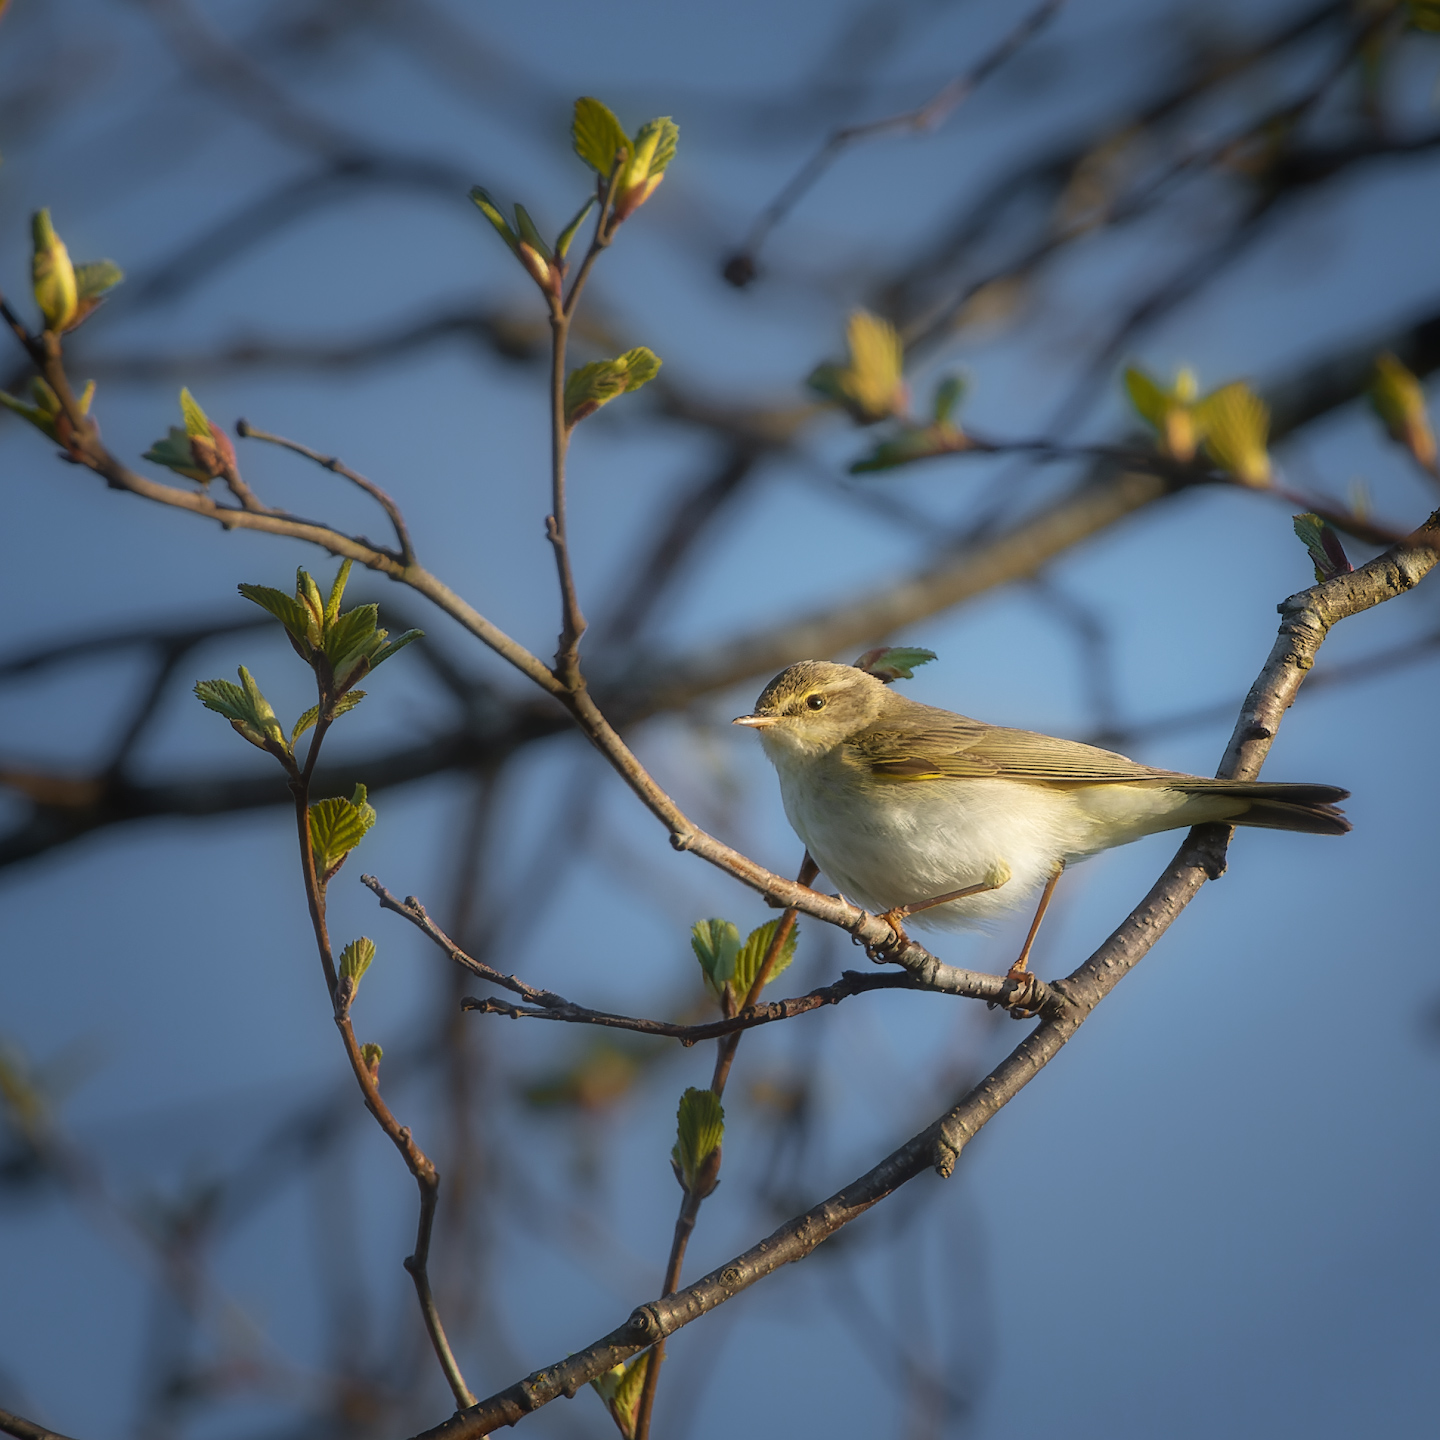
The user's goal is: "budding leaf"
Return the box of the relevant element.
[690,918,741,999]
[1195,380,1271,486]
[1123,364,1201,461]
[144,388,237,482]
[554,196,596,259]
[31,209,77,332]
[194,667,287,753]
[469,186,520,252]
[1369,352,1436,473]
[360,1042,383,1076]
[0,375,93,446]
[564,347,662,427]
[291,691,366,746]
[309,783,376,879]
[731,918,798,1001]
[325,559,353,625]
[590,1351,651,1440]
[671,1087,724,1193]
[238,583,315,649]
[572,97,632,175]
[1293,512,1353,583]
[853,646,937,683]
[339,937,376,994]
[808,310,907,425]
[323,603,380,667]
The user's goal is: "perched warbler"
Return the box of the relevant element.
[734,661,1348,976]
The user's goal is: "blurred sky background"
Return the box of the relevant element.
[2,2,1439,1438]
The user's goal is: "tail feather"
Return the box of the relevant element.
[1176,779,1351,836]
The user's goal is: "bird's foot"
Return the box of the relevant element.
[874,906,912,953]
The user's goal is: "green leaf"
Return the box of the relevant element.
[932,374,966,425]
[469,186,520,252]
[338,937,376,994]
[572,97,631,174]
[731,918,798,1000]
[194,667,286,752]
[629,116,679,179]
[1122,366,1169,428]
[291,690,366,746]
[323,603,380,665]
[73,260,123,301]
[590,1352,651,1440]
[690,918,741,998]
[1292,513,1353,584]
[238,583,315,646]
[1195,381,1271,486]
[808,311,906,425]
[368,628,423,671]
[849,421,967,473]
[853,646,937,682]
[671,1087,724,1192]
[360,1042,383,1074]
[309,783,377,878]
[31,209,77,332]
[178,387,212,440]
[324,560,353,626]
[563,347,662,427]
[143,426,209,482]
[1370,352,1436,471]
[512,203,553,262]
[554,197,596,258]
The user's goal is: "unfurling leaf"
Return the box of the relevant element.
[239,583,316,650]
[808,311,907,425]
[572,97,632,176]
[590,1351,651,1440]
[143,388,237,482]
[1123,364,1201,461]
[1195,380,1271,486]
[731,918,798,1001]
[360,1042,383,1077]
[338,937,376,996]
[850,420,967,473]
[308,783,377,879]
[853,647,937,683]
[194,667,287,753]
[1293,513,1353,584]
[31,209,77,332]
[1369,352,1436,473]
[612,115,679,221]
[671,1087,724,1196]
[0,374,93,448]
[470,187,559,293]
[690,918,741,1000]
[290,691,365,746]
[564,347,662,427]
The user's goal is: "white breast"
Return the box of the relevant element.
[769,750,1244,930]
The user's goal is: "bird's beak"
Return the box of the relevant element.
[732,713,779,728]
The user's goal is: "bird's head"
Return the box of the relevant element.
[732,661,890,757]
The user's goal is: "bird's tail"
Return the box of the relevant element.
[1176,779,1350,835]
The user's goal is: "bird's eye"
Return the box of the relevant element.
[806,693,827,711]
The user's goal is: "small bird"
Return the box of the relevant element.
[733,660,1349,977]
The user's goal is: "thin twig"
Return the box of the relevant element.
[0,1408,81,1440]
[236,420,416,564]
[723,0,1066,283]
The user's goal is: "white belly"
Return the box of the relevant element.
[773,760,1244,930]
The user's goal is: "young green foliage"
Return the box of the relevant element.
[469,187,563,295]
[1369,352,1436,473]
[360,1042,383,1077]
[589,1351,652,1440]
[571,97,679,223]
[690,918,741,1000]
[853,646,937,683]
[28,210,123,333]
[1195,380,1271,486]
[309,783,376,882]
[808,310,908,425]
[1123,365,1201,461]
[239,562,421,695]
[0,375,94,448]
[338,936,377,998]
[731,918,798,1001]
[1292,513,1353,583]
[564,347,662,427]
[143,387,238,484]
[671,1087,724,1196]
[194,667,288,754]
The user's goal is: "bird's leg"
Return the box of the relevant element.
[876,862,1013,948]
[1007,861,1064,981]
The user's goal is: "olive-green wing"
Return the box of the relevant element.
[848,707,1161,784]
